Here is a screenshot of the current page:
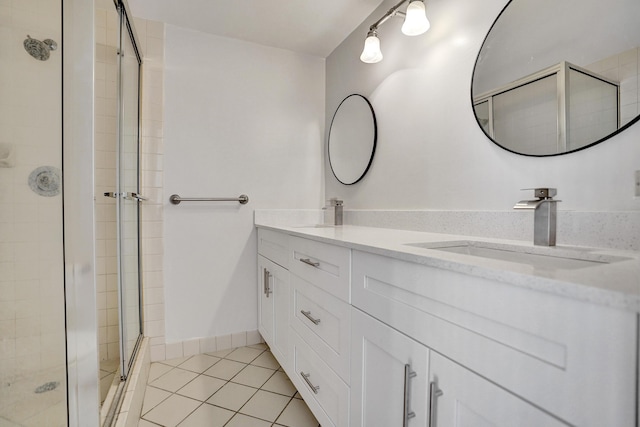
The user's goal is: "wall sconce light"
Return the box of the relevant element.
[360,0,430,64]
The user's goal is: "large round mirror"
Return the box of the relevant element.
[472,0,640,156]
[328,94,377,184]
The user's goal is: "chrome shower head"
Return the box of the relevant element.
[23,35,57,61]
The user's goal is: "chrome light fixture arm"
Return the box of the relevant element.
[368,0,409,33]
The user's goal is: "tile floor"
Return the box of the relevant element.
[140,343,320,427]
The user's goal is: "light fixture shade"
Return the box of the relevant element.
[401,0,430,36]
[360,34,383,63]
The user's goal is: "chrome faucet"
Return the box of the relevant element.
[324,198,343,225]
[513,188,561,246]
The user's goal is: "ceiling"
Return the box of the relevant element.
[127,0,386,58]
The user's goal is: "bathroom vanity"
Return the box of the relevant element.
[256,223,640,427]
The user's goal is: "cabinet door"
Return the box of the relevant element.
[258,255,290,367]
[429,352,568,427]
[271,261,289,367]
[351,307,429,427]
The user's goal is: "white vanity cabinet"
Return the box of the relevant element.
[256,226,638,427]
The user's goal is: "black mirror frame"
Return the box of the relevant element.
[328,94,378,184]
[470,0,640,157]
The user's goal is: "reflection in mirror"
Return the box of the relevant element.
[472,0,640,156]
[328,94,377,185]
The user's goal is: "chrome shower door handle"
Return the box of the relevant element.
[299,258,320,268]
[103,192,147,202]
[403,364,417,427]
[428,381,443,427]
[300,310,321,325]
[125,192,147,201]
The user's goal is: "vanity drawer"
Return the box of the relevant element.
[290,274,350,383]
[352,250,636,427]
[290,236,350,302]
[258,228,289,268]
[290,330,350,427]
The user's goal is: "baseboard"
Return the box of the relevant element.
[149,329,263,362]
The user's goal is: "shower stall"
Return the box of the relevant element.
[0,0,144,425]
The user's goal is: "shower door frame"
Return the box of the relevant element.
[115,0,144,381]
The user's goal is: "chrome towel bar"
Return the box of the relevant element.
[169,194,249,205]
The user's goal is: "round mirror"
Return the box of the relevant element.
[328,94,377,185]
[472,0,640,156]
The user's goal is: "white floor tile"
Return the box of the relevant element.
[176,374,227,401]
[142,394,200,427]
[238,390,291,422]
[224,413,272,427]
[148,362,173,382]
[139,345,320,427]
[178,354,221,373]
[261,371,297,397]
[203,359,246,381]
[206,348,234,359]
[225,346,263,364]
[206,382,258,412]
[231,365,275,388]
[276,397,320,427]
[150,368,199,393]
[176,403,234,427]
[248,343,268,351]
[251,351,280,370]
[161,355,191,367]
[141,386,172,415]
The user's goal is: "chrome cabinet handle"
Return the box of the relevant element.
[300,310,321,325]
[403,364,417,427]
[299,258,320,268]
[300,371,320,394]
[263,268,272,297]
[428,381,443,427]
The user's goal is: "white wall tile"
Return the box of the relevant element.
[164,342,183,360]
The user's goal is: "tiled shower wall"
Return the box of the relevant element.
[135,16,167,363]
[587,46,640,126]
[0,0,66,390]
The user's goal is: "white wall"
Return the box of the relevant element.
[325,0,640,213]
[163,25,325,343]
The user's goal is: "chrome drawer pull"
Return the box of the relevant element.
[300,371,320,394]
[300,258,320,268]
[428,381,443,427]
[403,364,417,427]
[300,310,321,325]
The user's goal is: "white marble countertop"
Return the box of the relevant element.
[255,222,640,312]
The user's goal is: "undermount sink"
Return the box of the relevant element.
[405,240,630,270]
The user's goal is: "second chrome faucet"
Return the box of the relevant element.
[324,198,343,226]
[514,188,560,246]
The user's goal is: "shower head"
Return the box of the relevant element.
[23,35,57,61]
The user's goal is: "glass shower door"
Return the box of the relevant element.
[117,8,142,378]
